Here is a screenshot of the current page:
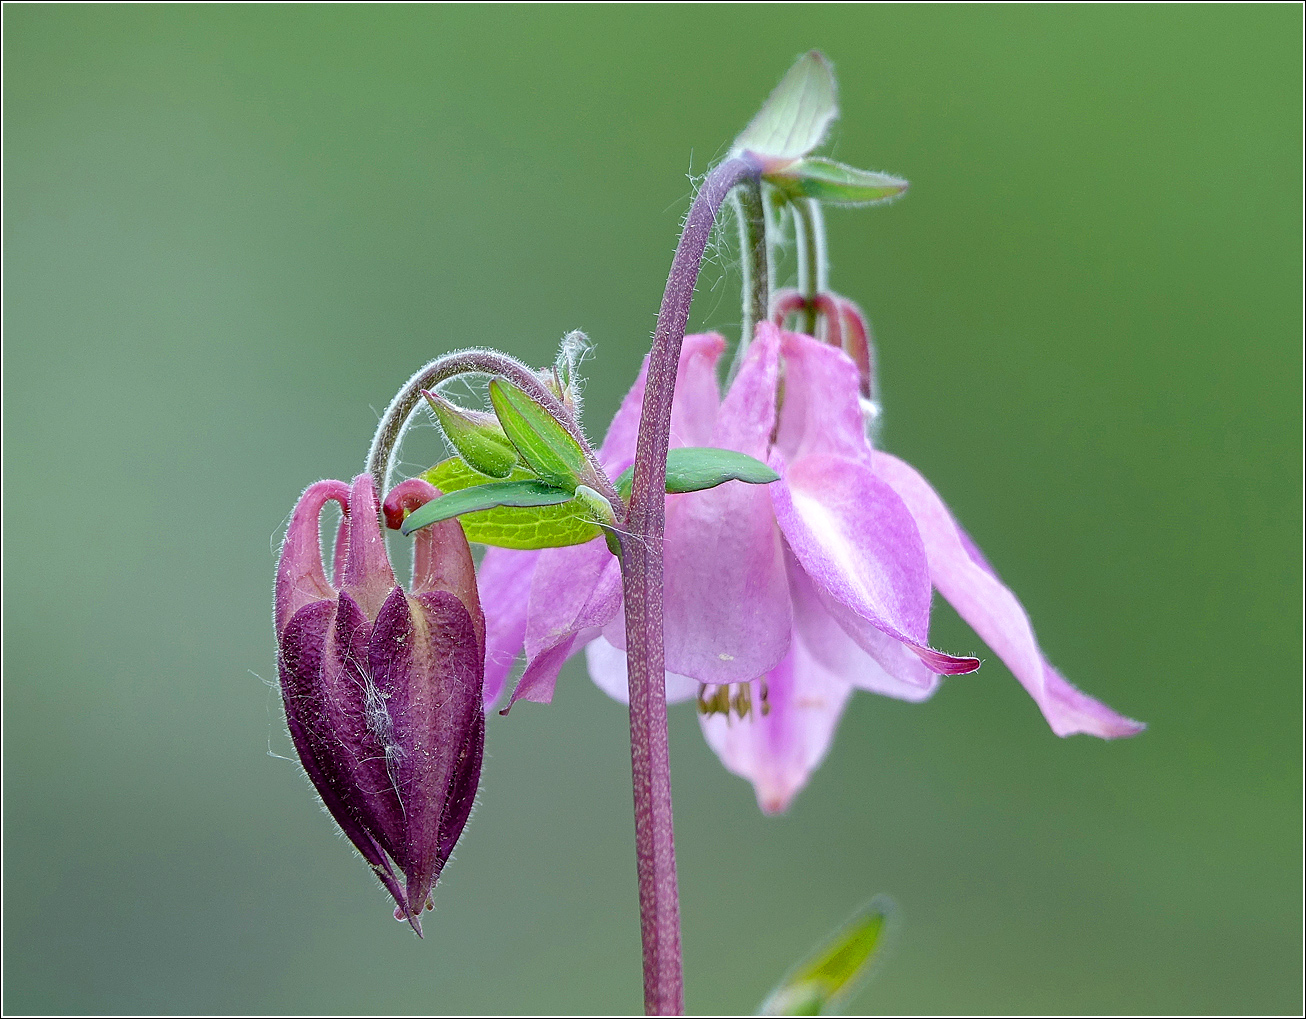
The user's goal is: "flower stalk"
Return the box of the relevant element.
[735,176,771,353]
[366,348,613,506]
[791,197,828,337]
[618,153,762,1015]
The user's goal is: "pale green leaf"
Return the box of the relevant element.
[398,480,573,536]
[419,458,603,549]
[759,898,893,1016]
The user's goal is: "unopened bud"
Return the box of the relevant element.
[276,475,486,935]
[423,390,518,479]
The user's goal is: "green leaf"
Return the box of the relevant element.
[767,158,908,207]
[488,377,592,491]
[419,458,603,549]
[732,50,838,166]
[423,390,518,478]
[759,898,893,1016]
[399,480,573,536]
[614,447,780,500]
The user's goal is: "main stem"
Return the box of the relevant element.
[618,154,760,1016]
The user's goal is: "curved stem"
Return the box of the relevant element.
[792,197,827,337]
[365,348,616,507]
[735,178,770,353]
[763,186,781,301]
[618,153,760,1016]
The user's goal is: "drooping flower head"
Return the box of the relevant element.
[478,319,1142,813]
[275,474,486,932]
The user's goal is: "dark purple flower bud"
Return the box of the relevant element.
[275,474,486,934]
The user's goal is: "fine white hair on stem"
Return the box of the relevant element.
[366,345,618,510]
[556,328,594,421]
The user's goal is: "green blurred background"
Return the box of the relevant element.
[4,6,1300,1015]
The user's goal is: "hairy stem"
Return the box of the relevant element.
[618,154,760,1016]
[364,348,615,506]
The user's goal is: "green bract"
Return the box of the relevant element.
[398,479,574,536]
[614,446,780,501]
[731,50,838,166]
[766,157,909,208]
[759,899,892,1016]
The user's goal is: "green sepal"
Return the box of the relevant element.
[418,458,603,549]
[488,377,593,491]
[614,447,780,501]
[759,898,893,1015]
[423,390,518,479]
[767,158,908,207]
[398,480,573,536]
[731,50,838,166]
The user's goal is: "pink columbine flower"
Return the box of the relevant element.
[479,323,1142,812]
[276,474,486,931]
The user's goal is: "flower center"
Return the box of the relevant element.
[696,681,770,720]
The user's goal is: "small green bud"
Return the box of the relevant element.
[551,329,590,417]
[422,390,518,479]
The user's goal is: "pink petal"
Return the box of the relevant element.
[340,474,396,621]
[773,328,870,465]
[698,642,853,815]
[277,598,409,916]
[787,550,940,701]
[833,297,875,402]
[476,547,540,709]
[657,325,792,683]
[275,479,350,634]
[320,591,406,858]
[382,477,484,651]
[583,635,700,706]
[874,452,1144,738]
[772,453,979,675]
[369,587,484,913]
[331,517,350,592]
[597,332,726,478]
[510,538,622,706]
[670,334,728,451]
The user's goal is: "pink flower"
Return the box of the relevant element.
[478,323,1142,812]
[276,475,486,931]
